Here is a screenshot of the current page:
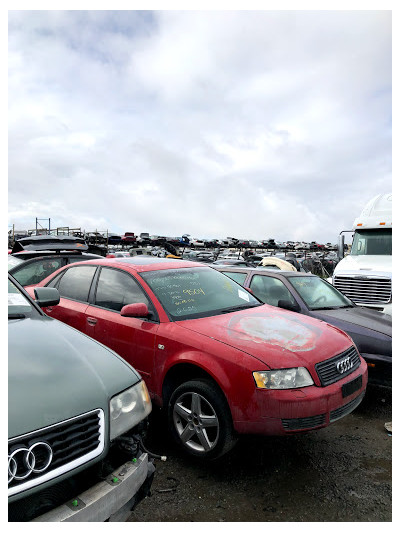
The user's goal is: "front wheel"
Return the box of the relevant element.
[168,379,237,460]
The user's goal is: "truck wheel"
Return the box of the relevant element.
[168,379,237,460]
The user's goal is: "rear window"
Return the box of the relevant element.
[57,266,97,302]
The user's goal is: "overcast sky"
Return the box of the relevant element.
[8,9,392,244]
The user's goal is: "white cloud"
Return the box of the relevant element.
[8,10,392,242]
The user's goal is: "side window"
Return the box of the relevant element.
[12,258,64,287]
[95,268,150,312]
[57,266,97,302]
[221,271,247,285]
[249,275,296,307]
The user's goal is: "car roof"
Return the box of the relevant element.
[11,251,103,260]
[69,256,206,272]
[11,235,88,253]
[212,266,315,278]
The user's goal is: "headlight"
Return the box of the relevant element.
[253,368,314,389]
[110,381,152,440]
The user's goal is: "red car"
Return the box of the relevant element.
[29,257,368,459]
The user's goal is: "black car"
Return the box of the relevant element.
[9,235,103,287]
[213,266,392,386]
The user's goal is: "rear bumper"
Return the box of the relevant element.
[234,359,368,435]
[32,453,154,522]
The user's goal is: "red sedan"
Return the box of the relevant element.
[29,256,368,459]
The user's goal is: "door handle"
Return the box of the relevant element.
[87,317,97,326]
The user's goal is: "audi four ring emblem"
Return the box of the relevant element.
[8,442,53,484]
[336,357,353,374]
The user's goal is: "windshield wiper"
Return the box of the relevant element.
[220,303,262,314]
[8,313,27,319]
[312,305,351,311]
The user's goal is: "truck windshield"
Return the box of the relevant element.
[351,229,392,256]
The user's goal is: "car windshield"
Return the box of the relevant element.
[141,266,262,320]
[8,255,24,270]
[288,276,353,310]
[8,277,36,318]
[351,229,392,256]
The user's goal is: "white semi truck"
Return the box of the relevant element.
[332,193,392,315]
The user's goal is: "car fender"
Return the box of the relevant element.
[157,348,260,421]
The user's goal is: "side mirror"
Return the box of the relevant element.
[277,299,300,312]
[34,287,60,307]
[121,302,149,318]
[337,234,345,260]
[245,287,253,294]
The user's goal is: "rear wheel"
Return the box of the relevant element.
[168,379,237,460]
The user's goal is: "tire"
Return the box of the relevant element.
[168,379,237,460]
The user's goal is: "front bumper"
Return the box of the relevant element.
[362,353,391,387]
[234,358,368,435]
[32,453,154,522]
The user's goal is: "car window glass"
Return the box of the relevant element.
[10,257,64,287]
[220,271,248,285]
[289,276,352,310]
[249,275,296,306]
[8,255,24,270]
[8,278,35,317]
[58,266,97,302]
[95,268,150,312]
[141,267,261,320]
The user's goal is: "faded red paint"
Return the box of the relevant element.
[31,257,368,437]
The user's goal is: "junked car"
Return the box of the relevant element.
[29,257,368,460]
[8,235,103,287]
[213,266,391,387]
[8,274,154,521]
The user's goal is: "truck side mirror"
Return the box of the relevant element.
[337,234,345,260]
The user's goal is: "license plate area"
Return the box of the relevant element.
[342,375,362,398]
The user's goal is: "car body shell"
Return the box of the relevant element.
[29,257,368,438]
[8,274,152,520]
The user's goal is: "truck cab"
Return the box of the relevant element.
[332,194,392,314]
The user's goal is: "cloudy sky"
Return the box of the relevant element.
[8,8,392,244]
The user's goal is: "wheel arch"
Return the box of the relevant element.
[162,362,229,410]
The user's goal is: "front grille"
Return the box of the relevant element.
[8,409,104,496]
[333,275,391,305]
[282,413,326,431]
[315,346,361,386]
[330,392,365,422]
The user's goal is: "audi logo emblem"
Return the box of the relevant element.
[8,442,53,484]
[336,357,353,374]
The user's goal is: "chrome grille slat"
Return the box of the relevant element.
[315,346,361,386]
[334,276,391,304]
[8,409,104,495]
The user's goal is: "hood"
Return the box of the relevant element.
[312,306,392,358]
[8,316,140,439]
[177,305,353,369]
[312,306,392,337]
[334,255,392,276]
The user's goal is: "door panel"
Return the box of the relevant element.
[86,267,160,392]
[85,306,158,387]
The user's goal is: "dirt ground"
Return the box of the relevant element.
[129,384,392,522]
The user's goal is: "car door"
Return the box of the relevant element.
[44,264,98,333]
[85,266,159,390]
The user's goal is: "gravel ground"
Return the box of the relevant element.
[129,384,392,522]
